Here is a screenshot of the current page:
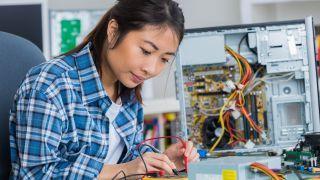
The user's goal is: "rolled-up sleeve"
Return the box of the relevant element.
[10,89,104,179]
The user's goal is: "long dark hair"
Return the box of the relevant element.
[63,0,184,103]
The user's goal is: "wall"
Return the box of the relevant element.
[248,1,320,25]
[275,1,320,25]
[175,0,241,28]
[251,4,277,23]
[48,0,243,99]
[49,0,242,28]
[48,0,114,10]
[50,0,320,100]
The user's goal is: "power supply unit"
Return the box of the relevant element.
[188,156,281,180]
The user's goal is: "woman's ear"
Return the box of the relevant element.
[107,19,119,48]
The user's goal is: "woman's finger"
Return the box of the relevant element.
[150,153,177,169]
[175,148,185,157]
[189,148,199,162]
[193,153,200,162]
[137,153,161,173]
[173,141,184,148]
[144,155,175,175]
[145,163,161,173]
[184,141,193,157]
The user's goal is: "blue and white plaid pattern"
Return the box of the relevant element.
[9,43,150,179]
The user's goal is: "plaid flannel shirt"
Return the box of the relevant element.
[9,43,150,179]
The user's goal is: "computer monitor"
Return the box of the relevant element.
[0,0,49,58]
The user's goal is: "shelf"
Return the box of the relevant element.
[143,98,180,115]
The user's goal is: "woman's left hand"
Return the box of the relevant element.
[164,140,199,171]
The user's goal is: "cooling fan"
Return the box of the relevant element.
[201,116,230,149]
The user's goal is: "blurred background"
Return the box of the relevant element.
[1,0,320,150]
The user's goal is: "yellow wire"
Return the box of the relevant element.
[192,116,199,126]
[251,166,281,180]
[253,168,274,179]
[277,174,286,180]
[192,115,207,126]
[236,90,245,107]
[226,46,243,78]
[226,46,264,134]
[209,92,237,152]
[209,46,247,153]
[225,46,243,78]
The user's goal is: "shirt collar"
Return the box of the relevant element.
[72,42,136,105]
[73,42,108,105]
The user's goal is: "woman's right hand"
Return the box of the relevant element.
[126,152,177,175]
[98,152,177,179]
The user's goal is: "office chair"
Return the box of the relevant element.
[0,31,46,179]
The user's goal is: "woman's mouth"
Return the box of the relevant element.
[131,73,145,84]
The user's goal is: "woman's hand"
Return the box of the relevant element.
[164,140,199,171]
[98,143,198,179]
[126,152,177,175]
[98,152,177,179]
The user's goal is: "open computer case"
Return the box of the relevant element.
[175,16,320,153]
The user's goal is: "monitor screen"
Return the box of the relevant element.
[0,4,44,51]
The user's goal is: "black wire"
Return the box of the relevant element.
[245,35,257,55]
[138,143,161,175]
[141,144,161,153]
[111,170,126,180]
[141,143,180,176]
[293,137,302,151]
[238,34,257,55]
[113,144,160,180]
[138,145,149,175]
[238,35,247,53]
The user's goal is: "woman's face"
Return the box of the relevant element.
[105,24,179,88]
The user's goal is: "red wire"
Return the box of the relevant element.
[224,47,261,147]
[237,53,253,85]
[224,112,234,140]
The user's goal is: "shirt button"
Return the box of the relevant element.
[127,137,131,141]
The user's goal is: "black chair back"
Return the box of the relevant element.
[0,31,46,179]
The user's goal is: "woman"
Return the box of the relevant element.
[9,0,199,179]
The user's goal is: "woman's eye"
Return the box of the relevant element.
[162,58,169,64]
[141,48,151,55]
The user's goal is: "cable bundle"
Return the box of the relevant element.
[209,46,263,152]
[250,162,285,180]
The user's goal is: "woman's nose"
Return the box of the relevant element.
[142,57,158,77]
